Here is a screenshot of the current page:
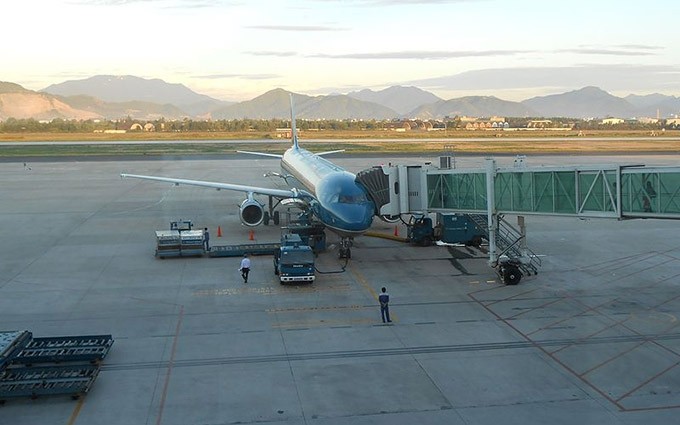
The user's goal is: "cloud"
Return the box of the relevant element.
[193,73,280,80]
[73,0,169,4]
[403,64,680,93]
[615,44,664,51]
[246,25,346,32]
[72,0,227,7]
[555,44,664,57]
[246,51,298,57]
[559,48,656,56]
[312,0,481,5]
[309,50,531,60]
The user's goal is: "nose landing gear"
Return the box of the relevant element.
[339,237,353,259]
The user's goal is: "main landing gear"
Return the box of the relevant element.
[339,237,353,259]
[263,210,280,226]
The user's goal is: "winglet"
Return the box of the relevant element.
[290,93,299,150]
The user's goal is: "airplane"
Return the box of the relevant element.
[121,95,379,258]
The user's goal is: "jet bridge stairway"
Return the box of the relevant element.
[467,213,541,284]
[356,167,391,217]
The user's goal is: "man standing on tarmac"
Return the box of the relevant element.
[379,287,392,323]
[203,228,210,251]
[239,254,251,283]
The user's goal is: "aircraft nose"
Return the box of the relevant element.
[344,202,375,231]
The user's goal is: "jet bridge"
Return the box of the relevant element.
[357,159,680,284]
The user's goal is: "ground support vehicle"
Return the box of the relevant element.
[273,234,315,284]
[407,213,485,247]
[0,331,113,403]
[208,243,280,257]
[155,220,207,258]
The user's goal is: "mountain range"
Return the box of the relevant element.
[1,75,679,122]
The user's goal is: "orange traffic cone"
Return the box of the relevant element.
[249,229,254,241]
[394,225,399,237]
[217,226,222,237]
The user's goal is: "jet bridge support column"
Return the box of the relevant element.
[486,159,498,267]
[517,216,527,252]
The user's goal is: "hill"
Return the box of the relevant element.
[2,74,679,121]
[0,82,189,121]
[625,93,680,118]
[522,86,638,119]
[347,86,442,115]
[409,96,537,119]
[59,95,187,120]
[0,82,100,121]
[42,75,231,116]
[211,88,399,120]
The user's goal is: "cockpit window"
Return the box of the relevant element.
[319,173,371,206]
[339,193,367,204]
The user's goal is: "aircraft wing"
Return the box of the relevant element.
[238,149,344,157]
[236,150,283,159]
[120,173,297,198]
[315,149,345,156]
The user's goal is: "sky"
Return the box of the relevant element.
[3,0,680,102]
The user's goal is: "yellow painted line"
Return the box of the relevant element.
[66,395,85,425]
[348,267,377,299]
[155,306,184,425]
[267,304,363,313]
[364,230,409,243]
[272,317,376,329]
[193,283,351,297]
[348,266,398,323]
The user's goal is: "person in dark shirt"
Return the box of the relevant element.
[379,287,392,323]
[203,228,210,251]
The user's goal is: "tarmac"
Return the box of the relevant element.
[1,154,680,425]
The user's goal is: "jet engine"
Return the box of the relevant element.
[239,198,265,226]
[380,214,401,223]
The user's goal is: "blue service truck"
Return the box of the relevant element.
[408,213,485,247]
[273,234,316,284]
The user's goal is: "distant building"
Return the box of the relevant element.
[637,117,659,124]
[527,120,552,128]
[666,118,680,127]
[430,121,446,131]
[276,128,296,138]
[383,120,444,131]
[601,118,624,125]
[144,123,156,132]
[465,117,507,130]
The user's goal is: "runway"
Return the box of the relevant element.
[1,154,680,424]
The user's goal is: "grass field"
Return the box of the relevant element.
[1,129,679,157]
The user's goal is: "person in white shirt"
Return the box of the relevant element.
[239,254,251,283]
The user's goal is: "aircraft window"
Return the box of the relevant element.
[337,191,368,204]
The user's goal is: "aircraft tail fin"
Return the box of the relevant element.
[290,94,299,150]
